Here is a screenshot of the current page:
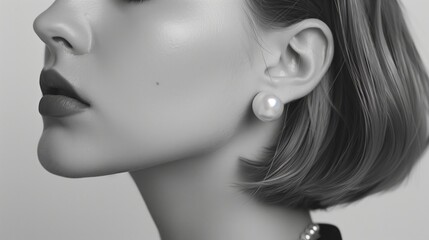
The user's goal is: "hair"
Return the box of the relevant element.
[236,0,429,210]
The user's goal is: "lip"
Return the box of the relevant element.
[39,69,90,117]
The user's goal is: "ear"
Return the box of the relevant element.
[256,18,334,104]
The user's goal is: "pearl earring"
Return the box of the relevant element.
[252,91,284,122]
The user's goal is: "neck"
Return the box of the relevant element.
[130,119,312,240]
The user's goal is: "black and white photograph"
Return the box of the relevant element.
[1,0,429,239]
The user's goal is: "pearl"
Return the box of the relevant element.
[299,223,320,240]
[252,92,284,122]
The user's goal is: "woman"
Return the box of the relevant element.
[33,0,429,239]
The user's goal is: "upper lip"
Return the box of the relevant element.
[39,69,90,106]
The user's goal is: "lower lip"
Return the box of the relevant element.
[39,95,89,117]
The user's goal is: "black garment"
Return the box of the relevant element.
[318,223,342,240]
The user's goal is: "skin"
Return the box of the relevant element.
[33,0,334,239]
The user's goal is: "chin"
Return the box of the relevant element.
[38,158,91,178]
[36,133,160,178]
[37,154,129,179]
[37,151,103,179]
[37,135,120,178]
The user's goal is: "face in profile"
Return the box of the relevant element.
[34,0,261,177]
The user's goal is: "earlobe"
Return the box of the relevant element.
[262,19,334,104]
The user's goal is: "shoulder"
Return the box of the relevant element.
[318,223,342,240]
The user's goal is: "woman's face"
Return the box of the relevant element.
[34,0,260,177]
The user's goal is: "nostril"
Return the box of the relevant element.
[52,36,73,49]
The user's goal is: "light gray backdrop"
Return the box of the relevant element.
[1,1,428,240]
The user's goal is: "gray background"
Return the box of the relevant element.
[1,1,428,239]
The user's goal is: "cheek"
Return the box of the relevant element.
[102,46,251,163]
[103,27,251,160]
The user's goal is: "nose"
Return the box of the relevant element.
[33,1,93,55]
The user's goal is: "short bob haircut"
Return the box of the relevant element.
[237,0,429,210]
